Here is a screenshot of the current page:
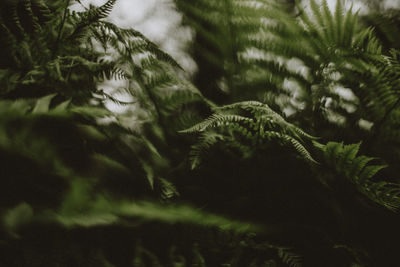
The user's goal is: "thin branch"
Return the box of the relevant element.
[52,0,71,59]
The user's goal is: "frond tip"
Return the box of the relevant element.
[319,142,400,211]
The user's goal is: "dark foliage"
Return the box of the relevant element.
[1,0,400,266]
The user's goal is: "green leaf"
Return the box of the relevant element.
[32,93,57,114]
[70,106,113,118]
[359,165,387,182]
[53,99,71,112]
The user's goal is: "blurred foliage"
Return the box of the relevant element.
[1,0,400,266]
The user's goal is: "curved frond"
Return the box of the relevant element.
[319,141,400,211]
[182,100,317,167]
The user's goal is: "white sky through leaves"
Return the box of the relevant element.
[72,0,400,74]
[71,0,197,74]
[72,0,399,114]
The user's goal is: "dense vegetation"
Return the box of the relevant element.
[1,0,400,266]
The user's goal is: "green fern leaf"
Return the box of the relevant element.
[335,0,344,45]
[281,134,318,163]
[32,93,57,113]
[180,113,251,133]
[358,165,387,182]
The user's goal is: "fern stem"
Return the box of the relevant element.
[52,0,71,59]
[131,63,166,131]
[65,58,75,82]
[145,82,164,126]
[222,0,238,94]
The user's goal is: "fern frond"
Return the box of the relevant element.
[161,89,204,112]
[182,100,317,167]
[178,0,397,140]
[189,132,224,169]
[95,21,182,70]
[216,101,317,140]
[280,134,317,163]
[277,247,302,267]
[180,113,251,133]
[54,194,260,233]
[319,142,400,211]
[321,0,335,43]
[68,0,116,41]
[358,165,387,183]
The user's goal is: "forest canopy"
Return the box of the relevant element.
[1,0,400,266]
